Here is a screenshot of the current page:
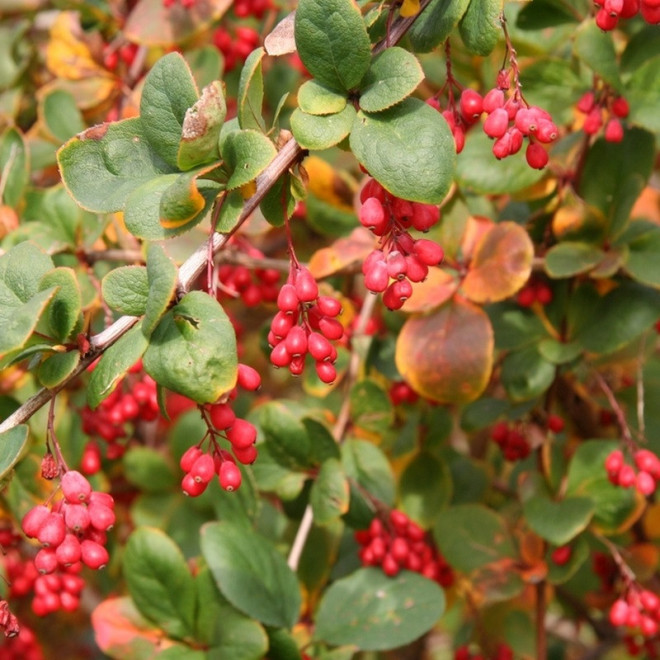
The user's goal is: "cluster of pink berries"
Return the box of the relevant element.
[610,587,660,638]
[233,0,275,18]
[0,622,43,659]
[595,0,660,30]
[355,510,454,586]
[491,422,531,461]
[576,90,629,142]
[213,26,260,72]
[454,644,514,660]
[216,244,281,308]
[80,362,159,471]
[359,178,444,310]
[516,278,553,307]
[180,363,261,496]
[22,471,114,576]
[605,448,660,496]
[268,266,344,384]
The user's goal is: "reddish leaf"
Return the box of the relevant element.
[461,221,534,303]
[308,227,375,279]
[395,297,494,404]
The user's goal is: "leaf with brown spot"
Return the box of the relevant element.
[462,222,534,303]
[395,297,494,404]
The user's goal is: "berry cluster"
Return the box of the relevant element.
[427,90,478,154]
[516,277,553,307]
[22,471,114,578]
[595,0,660,30]
[213,26,260,73]
[454,644,514,660]
[180,363,261,496]
[491,422,531,461]
[359,178,444,311]
[233,0,275,18]
[610,587,660,638]
[388,381,419,406]
[355,510,454,586]
[81,362,159,470]
[102,42,138,72]
[216,243,281,308]
[576,89,629,142]
[268,266,344,384]
[605,448,660,496]
[0,622,43,659]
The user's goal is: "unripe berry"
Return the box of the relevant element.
[226,419,257,449]
[37,513,67,547]
[294,268,319,302]
[22,505,51,538]
[525,142,549,169]
[209,403,236,430]
[277,284,299,313]
[219,461,242,491]
[80,540,109,570]
[61,470,92,503]
[237,363,261,391]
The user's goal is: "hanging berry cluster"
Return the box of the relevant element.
[516,277,554,307]
[605,448,660,496]
[80,361,159,470]
[179,364,261,496]
[490,422,531,461]
[358,178,444,311]
[0,622,42,659]
[576,89,629,142]
[213,26,260,73]
[610,586,660,638]
[233,0,276,18]
[268,265,344,384]
[355,510,454,586]
[594,0,660,30]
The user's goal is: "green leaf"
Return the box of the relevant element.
[516,0,580,29]
[177,81,226,171]
[566,440,639,533]
[350,98,455,204]
[627,56,660,134]
[0,241,54,302]
[0,127,28,208]
[501,346,556,402]
[358,47,423,113]
[456,130,545,194]
[123,527,196,640]
[342,440,395,507]
[574,21,621,90]
[399,452,452,528]
[0,287,56,357]
[143,291,237,404]
[303,417,341,465]
[487,304,547,351]
[576,282,660,354]
[143,244,178,337]
[88,323,149,409]
[294,0,371,92]
[547,536,590,586]
[222,130,277,190]
[349,379,394,434]
[290,105,356,151]
[38,350,81,389]
[237,47,265,132]
[266,628,303,660]
[259,401,312,470]
[310,458,350,525]
[102,267,149,317]
[216,189,245,233]
[298,80,347,116]
[537,338,582,365]
[408,0,471,52]
[460,397,509,432]
[195,567,269,659]
[314,568,445,651]
[434,504,515,572]
[124,173,220,240]
[622,222,660,288]
[0,425,28,481]
[544,242,605,278]
[41,89,85,143]
[459,0,503,56]
[578,129,655,239]
[260,173,296,227]
[39,267,82,342]
[200,521,302,628]
[298,521,343,595]
[523,496,594,545]
[57,118,175,214]
[140,52,199,169]
[123,447,178,493]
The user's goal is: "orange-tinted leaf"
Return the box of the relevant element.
[308,227,374,279]
[462,222,534,303]
[458,215,492,262]
[305,155,356,213]
[631,186,660,224]
[125,0,233,47]
[643,503,660,540]
[92,596,176,655]
[401,267,460,313]
[627,543,659,581]
[395,297,494,404]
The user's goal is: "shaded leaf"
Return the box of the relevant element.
[459,0,503,56]
[408,0,471,52]
[298,79,347,116]
[222,129,276,190]
[0,425,28,481]
[237,47,265,132]
[143,244,178,337]
[310,458,350,524]
[291,105,356,151]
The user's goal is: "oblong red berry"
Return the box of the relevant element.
[525,142,549,169]
[285,325,308,356]
[37,513,67,547]
[227,419,257,449]
[180,445,204,472]
[237,363,261,391]
[413,239,444,266]
[315,361,337,384]
[294,267,319,302]
[80,540,109,570]
[308,332,333,362]
[61,470,92,504]
[88,503,116,531]
[22,505,51,538]
[318,316,344,341]
[182,472,208,497]
[484,108,509,138]
[55,534,82,567]
[317,296,342,317]
[219,461,242,491]
[209,403,236,431]
[459,88,483,121]
[232,444,258,465]
[190,454,216,484]
[63,503,91,532]
[277,283,299,313]
[35,548,59,575]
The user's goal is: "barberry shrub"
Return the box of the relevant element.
[0,0,659,658]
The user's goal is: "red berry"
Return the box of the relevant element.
[525,142,549,169]
[232,444,258,465]
[609,598,629,626]
[80,540,109,570]
[61,470,92,503]
[55,534,82,566]
[226,419,257,449]
[484,107,509,139]
[318,316,344,341]
[547,415,565,433]
[483,88,505,113]
[180,445,203,472]
[459,88,483,121]
[285,325,308,356]
[618,464,637,488]
[277,284,299,313]
[551,545,572,566]
[219,461,242,491]
[190,453,216,484]
[22,505,51,538]
[576,91,596,113]
[611,96,630,118]
[604,118,624,142]
[63,503,91,532]
[34,548,58,574]
[37,513,67,547]
[182,473,208,496]
[315,361,337,384]
[88,503,116,531]
[636,471,656,495]
[294,267,318,302]
[237,363,261,391]
[413,239,444,266]
[209,403,236,430]
[605,449,625,474]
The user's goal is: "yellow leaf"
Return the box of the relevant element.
[303,156,356,213]
[400,0,421,17]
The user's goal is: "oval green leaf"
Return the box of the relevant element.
[222,129,277,190]
[291,105,356,151]
[102,267,149,317]
[298,80,347,116]
[0,425,29,481]
[143,244,178,337]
